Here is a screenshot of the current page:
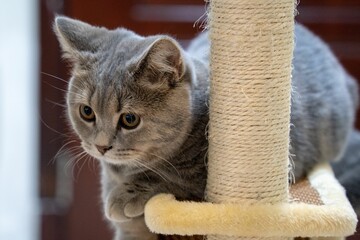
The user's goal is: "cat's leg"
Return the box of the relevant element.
[104,182,159,239]
[112,216,157,240]
[105,182,155,222]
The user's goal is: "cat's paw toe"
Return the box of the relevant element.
[124,198,146,218]
[105,184,152,222]
[105,198,131,222]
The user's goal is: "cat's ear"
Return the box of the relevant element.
[54,16,108,61]
[136,37,185,89]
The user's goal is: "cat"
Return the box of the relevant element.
[54,16,359,240]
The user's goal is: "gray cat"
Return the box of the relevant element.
[54,16,358,240]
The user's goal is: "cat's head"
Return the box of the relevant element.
[54,16,194,169]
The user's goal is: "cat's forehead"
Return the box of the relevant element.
[92,31,150,82]
[92,86,121,113]
[98,30,150,64]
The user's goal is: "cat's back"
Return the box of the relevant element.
[186,25,357,122]
[290,24,358,178]
[187,32,210,65]
[292,24,354,98]
[186,24,358,179]
[291,24,357,133]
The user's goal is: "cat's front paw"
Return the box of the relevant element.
[105,184,151,222]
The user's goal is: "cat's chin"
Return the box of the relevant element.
[97,155,142,168]
[96,156,124,165]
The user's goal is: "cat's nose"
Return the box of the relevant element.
[96,145,113,155]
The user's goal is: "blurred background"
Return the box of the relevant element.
[0,0,359,240]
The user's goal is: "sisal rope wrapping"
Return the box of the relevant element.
[206,0,294,239]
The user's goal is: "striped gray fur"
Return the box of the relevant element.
[54,17,358,240]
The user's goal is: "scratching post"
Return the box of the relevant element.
[206,0,293,239]
[144,0,357,239]
[206,0,293,203]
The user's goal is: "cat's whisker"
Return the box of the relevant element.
[145,152,181,178]
[42,72,90,98]
[64,149,83,169]
[152,127,197,138]
[41,72,84,93]
[49,133,73,144]
[144,126,198,138]
[71,151,89,180]
[133,159,169,182]
[72,150,89,163]
[40,116,70,138]
[41,72,69,84]
[70,92,88,99]
[130,161,151,181]
[45,98,67,108]
[79,153,97,174]
[43,81,69,93]
[88,155,98,173]
[62,145,84,156]
[68,89,89,98]
[70,158,83,180]
[136,133,196,144]
[50,140,78,165]
[76,152,92,179]
[64,156,77,177]
[57,140,78,153]
[64,150,87,178]
[43,80,88,100]
[69,92,89,101]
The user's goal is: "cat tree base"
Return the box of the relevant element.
[145,163,357,239]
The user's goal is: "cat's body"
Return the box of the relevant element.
[54,17,358,240]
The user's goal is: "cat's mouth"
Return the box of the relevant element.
[81,142,152,166]
[91,148,145,166]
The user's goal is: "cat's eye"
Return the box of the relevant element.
[79,105,96,122]
[119,113,140,130]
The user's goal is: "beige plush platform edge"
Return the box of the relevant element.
[145,163,357,238]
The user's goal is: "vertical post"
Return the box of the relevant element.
[206,0,294,239]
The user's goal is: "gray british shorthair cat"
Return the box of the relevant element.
[54,16,358,240]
